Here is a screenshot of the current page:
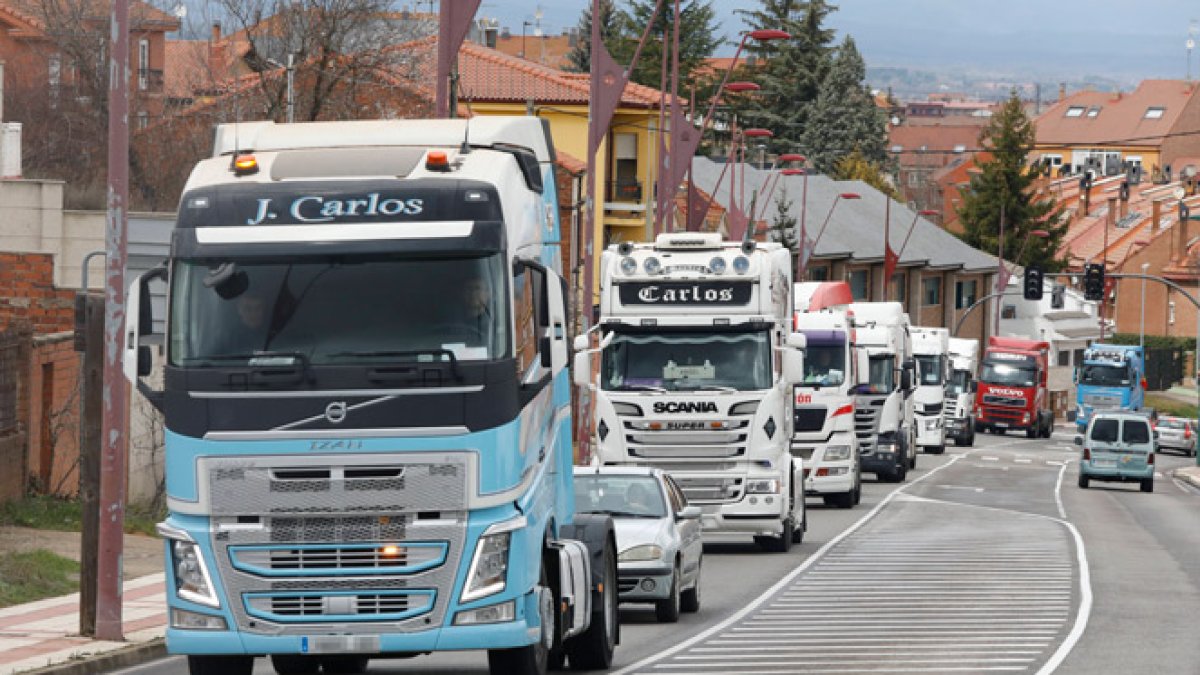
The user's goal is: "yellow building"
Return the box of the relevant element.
[1034,80,1200,180]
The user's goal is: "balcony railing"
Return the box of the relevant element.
[606,180,643,203]
[137,68,164,93]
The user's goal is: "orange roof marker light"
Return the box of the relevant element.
[232,154,259,176]
[426,150,451,172]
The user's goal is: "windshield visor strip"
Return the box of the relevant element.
[195,221,475,244]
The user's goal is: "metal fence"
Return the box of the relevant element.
[1145,347,1185,391]
[0,327,22,434]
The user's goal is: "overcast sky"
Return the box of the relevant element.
[478,1,1200,81]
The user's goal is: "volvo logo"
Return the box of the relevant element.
[325,401,348,424]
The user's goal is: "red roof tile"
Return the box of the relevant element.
[1036,80,1199,147]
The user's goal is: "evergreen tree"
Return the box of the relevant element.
[766,183,799,253]
[799,36,888,175]
[731,0,837,154]
[956,92,1066,271]
[612,0,722,89]
[834,148,899,201]
[564,0,621,73]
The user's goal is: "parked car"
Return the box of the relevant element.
[1075,411,1157,492]
[1155,416,1196,457]
[573,466,703,622]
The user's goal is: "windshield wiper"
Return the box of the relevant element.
[326,349,462,380]
[615,383,668,393]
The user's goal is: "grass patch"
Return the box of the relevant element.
[1145,393,1199,421]
[0,549,80,608]
[0,495,163,537]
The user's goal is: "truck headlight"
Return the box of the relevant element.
[877,441,898,455]
[619,544,664,562]
[745,478,781,494]
[731,401,760,416]
[462,532,512,603]
[824,445,852,461]
[926,419,941,430]
[171,540,220,608]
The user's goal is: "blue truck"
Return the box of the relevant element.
[122,117,618,675]
[1075,344,1146,431]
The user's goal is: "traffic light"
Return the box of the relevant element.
[1051,284,1065,309]
[1083,263,1105,301]
[1023,266,1044,301]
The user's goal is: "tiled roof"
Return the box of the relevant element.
[1036,80,1199,147]
[492,34,574,70]
[0,0,178,31]
[393,37,666,108]
[890,124,984,168]
[163,40,210,100]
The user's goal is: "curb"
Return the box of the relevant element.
[1174,467,1200,490]
[20,639,167,675]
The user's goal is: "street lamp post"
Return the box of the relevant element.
[1141,262,1151,349]
[810,192,863,254]
[521,21,531,58]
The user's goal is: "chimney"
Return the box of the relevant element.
[209,22,226,85]
[1106,197,1117,231]
[1120,183,1129,219]
[484,25,498,49]
[212,21,221,42]
[0,122,22,178]
[1174,202,1190,262]
[1152,199,1163,233]
[1059,82,1066,101]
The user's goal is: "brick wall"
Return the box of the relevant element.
[0,324,30,503]
[0,252,77,334]
[29,333,81,496]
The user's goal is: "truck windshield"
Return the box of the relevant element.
[853,355,894,395]
[981,362,1036,387]
[799,345,845,387]
[915,355,944,386]
[600,328,772,392]
[1079,364,1131,386]
[169,254,509,367]
[946,369,971,396]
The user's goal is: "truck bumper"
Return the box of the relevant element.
[617,563,675,601]
[945,417,970,437]
[915,414,944,447]
[699,499,787,535]
[803,466,854,495]
[167,590,543,655]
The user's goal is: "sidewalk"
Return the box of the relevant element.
[0,574,166,675]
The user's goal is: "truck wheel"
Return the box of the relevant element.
[929,445,945,455]
[965,427,975,447]
[852,470,862,505]
[188,656,254,675]
[321,657,369,674]
[564,530,618,671]
[1026,426,1037,439]
[755,517,793,553]
[488,567,552,675]
[655,561,682,623]
[270,655,319,675]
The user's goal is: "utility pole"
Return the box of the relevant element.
[76,252,105,636]
[98,0,130,642]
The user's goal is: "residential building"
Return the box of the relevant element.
[0,0,179,121]
[889,123,985,217]
[1034,80,1200,180]
[492,29,575,70]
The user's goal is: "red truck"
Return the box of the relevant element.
[974,336,1054,439]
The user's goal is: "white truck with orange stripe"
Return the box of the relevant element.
[790,282,863,508]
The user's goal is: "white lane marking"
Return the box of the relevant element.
[1014,458,1033,464]
[1053,461,1067,520]
[610,455,966,675]
[981,456,1000,461]
[1035,469,1092,675]
[1046,460,1066,466]
[938,485,985,492]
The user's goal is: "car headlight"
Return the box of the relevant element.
[824,445,852,461]
[619,544,664,562]
[745,478,781,494]
[877,441,898,454]
[171,539,220,608]
[462,531,512,603]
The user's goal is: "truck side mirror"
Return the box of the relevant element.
[782,348,804,384]
[900,368,912,391]
[137,345,153,377]
[573,351,592,388]
[123,266,166,384]
[573,334,589,352]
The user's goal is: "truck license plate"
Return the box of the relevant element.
[302,635,380,654]
[994,422,1008,428]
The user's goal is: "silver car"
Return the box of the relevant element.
[573,466,703,623]
[1155,416,1197,457]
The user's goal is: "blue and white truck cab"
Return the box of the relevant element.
[1074,344,1146,432]
[576,233,807,552]
[122,118,618,675]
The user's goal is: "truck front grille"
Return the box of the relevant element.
[623,419,748,459]
[853,397,885,453]
[245,590,435,622]
[982,394,1024,407]
[793,407,827,432]
[673,476,743,504]
[918,402,943,415]
[230,543,447,575]
[1083,394,1122,408]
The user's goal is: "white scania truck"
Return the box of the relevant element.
[945,337,979,446]
[848,303,915,483]
[790,282,862,508]
[911,327,949,455]
[577,233,807,552]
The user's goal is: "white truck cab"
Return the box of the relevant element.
[911,327,950,454]
[791,282,863,508]
[578,233,807,552]
[945,337,979,446]
[848,302,915,483]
